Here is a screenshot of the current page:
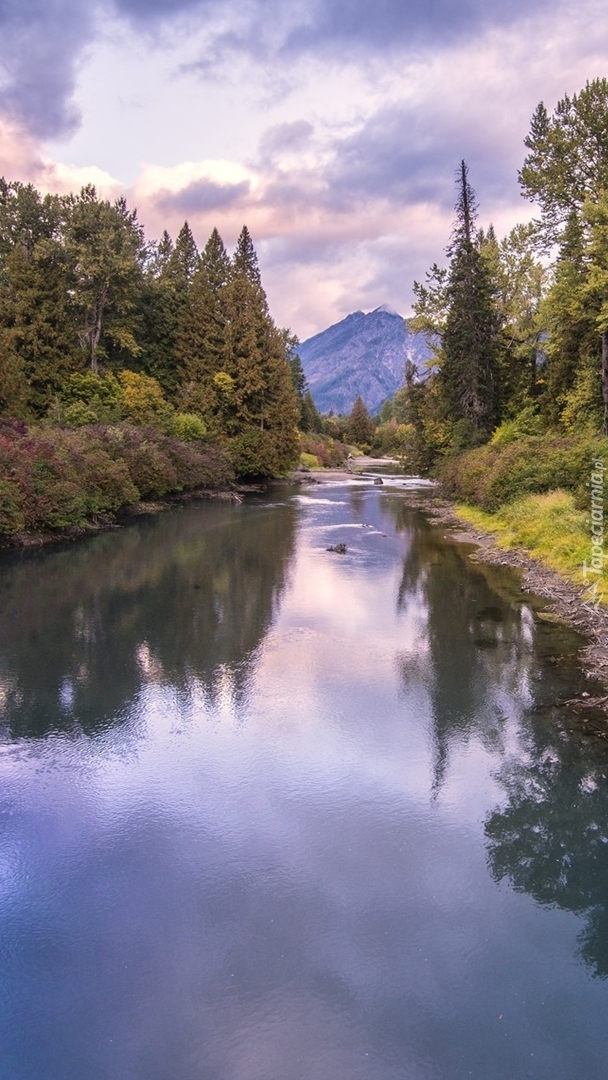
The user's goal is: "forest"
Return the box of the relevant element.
[0,191,319,535]
[2,77,608,552]
[380,78,608,506]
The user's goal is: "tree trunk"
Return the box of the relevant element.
[89,293,106,374]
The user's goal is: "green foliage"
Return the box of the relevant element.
[411,264,449,352]
[63,186,147,372]
[0,478,25,534]
[441,431,608,511]
[226,428,281,477]
[233,225,262,287]
[441,162,500,439]
[520,79,608,245]
[0,422,234,539]
[55,370,173,428]
[299,435,347,468]
[489,405,544,445]
[171,412,207,441]
[299,451,320,468]
[57,372,123,424]
[345,396,374,445]
[117,370,173,428]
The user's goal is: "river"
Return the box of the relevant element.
[1,477,608,1080]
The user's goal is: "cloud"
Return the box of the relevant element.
[258,120,314,160]
[154,176,251,213]
[279,0,557,56]
[41,161,124,200]
[0,0,96,138]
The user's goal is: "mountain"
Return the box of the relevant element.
[297,305,435,415]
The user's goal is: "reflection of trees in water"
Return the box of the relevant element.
[486,729,608,980]
[382,497,608,980]
[383,496,590,792]
[0,497,298,738]
[385,499,525,790]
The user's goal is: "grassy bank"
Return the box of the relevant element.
[438,427,607,606]
[455,490,603,603]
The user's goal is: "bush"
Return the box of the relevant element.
[300,451,320,468]
[171,412,207,442]
[227,429,280,478]
[441,431,608,511]
[299,435,347,468]
[0,479,25,535]
[489,405,545,446]
[0,422,234,540]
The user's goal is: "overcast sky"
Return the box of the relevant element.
[0,0,606,338]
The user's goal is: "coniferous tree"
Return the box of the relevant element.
[441,161,500,441]
[222,232,299,474]
[165,222,199,292]
[0,242,81,415]
[176,229,232,418]
[345,396,374,445]
[139,225,201,398]
[233,225,262,288]
[519,79,608,246]
[300,390,322,433]
[0,180,80,415]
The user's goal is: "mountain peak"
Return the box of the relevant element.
[298,307,434,415]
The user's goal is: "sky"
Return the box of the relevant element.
[0,0,607,339]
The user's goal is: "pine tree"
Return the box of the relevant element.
[441,162,500,441]
[165,222,199,293]
[345,396,374,446]
[520,80,608,430]
[233,225,262,289]
[175,229,231,418]
[222,235,299,474]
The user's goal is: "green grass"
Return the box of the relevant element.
[455,489,605,601]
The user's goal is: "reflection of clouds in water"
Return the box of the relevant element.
[295,495,348,505]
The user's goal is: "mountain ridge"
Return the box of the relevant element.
[298,306,434,415]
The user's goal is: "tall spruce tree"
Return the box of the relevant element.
[345,396,374,446]
[165,222,199,292]
[221,230,298,474]
[138,224,201,398]
[176,228,232,418]
[441,161,500,441]
[233,225,262,288]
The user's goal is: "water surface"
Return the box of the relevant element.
[1,480,608,1080]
